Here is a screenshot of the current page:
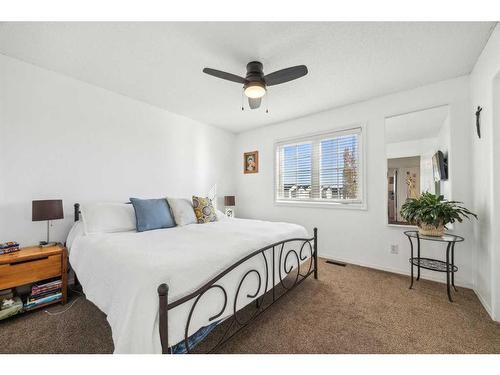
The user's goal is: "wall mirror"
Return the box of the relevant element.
[385,105,450,226]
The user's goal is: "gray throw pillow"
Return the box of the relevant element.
[129,198,176,232]
[167,197,197,226]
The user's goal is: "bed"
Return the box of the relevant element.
[69,203,318,354]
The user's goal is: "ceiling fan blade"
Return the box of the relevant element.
[248,97,261,110]
[264,65,308,86]
[203,68,247,84]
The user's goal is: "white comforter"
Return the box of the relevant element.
[69,218,310,353]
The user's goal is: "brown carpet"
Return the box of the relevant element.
[1,259,499,354]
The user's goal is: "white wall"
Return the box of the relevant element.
[493,79,500,320]
[0,54,236,246]
[470,23,500,320]
[234,76,474,287]
[386,137,437,159]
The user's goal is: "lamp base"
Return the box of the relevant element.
[39,241,58,248]
[225,207,235,218]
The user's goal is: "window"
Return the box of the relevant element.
[275,127,363,207]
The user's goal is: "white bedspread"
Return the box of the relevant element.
[69,218,310,353]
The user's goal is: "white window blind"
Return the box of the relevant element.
[275,127,363,206]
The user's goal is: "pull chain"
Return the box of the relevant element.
[265,91,269,114]
[241,89,245,111]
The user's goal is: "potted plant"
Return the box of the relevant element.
[400,192,477,236]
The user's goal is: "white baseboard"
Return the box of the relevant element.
[321,252,472,289]
[473,288,494,320]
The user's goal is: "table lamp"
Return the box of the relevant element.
[224,196,235,218]
[32,199,64,246]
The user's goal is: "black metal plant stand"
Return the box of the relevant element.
[404,230,464,302]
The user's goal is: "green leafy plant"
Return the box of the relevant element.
[400,192,477,228]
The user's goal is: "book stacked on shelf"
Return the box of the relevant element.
[24,280,62,310]
[0,241,20,255]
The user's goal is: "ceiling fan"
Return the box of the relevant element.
[202,61,308,110]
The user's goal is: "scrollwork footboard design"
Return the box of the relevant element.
[158,227,318,354]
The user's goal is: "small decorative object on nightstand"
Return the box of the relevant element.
[224,196,235,218]
[32,199,64,246]
[0,244,67,319]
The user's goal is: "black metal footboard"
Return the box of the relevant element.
[157,227,318,354]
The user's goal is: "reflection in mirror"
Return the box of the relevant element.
[385,105,450,225]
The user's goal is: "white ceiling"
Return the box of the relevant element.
[385,105,450,143]
[0,22,495,133]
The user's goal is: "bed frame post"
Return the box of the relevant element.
[313,227,318,279]
[74,203,80,222]
[72,203,81,289]
[158,283,170,354]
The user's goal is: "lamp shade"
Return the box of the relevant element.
[32,200,64,221]
[224,196,235,206]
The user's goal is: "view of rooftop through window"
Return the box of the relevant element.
[277,132,360,202]
[320,135,358,199]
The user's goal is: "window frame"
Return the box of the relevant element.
[274,124,366,210]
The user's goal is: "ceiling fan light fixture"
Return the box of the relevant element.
[203,62,307,110]
[244,82,266,99]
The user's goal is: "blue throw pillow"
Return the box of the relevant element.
[129,198,176,232]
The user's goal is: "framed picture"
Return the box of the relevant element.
[243,151,259,174]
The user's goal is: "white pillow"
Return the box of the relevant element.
[80,202,136,234]
[216,209,230,221]
[167,197,197,226]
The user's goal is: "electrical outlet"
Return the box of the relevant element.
[390,244,399,254]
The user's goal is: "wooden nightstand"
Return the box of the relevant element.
[0,244,68,310]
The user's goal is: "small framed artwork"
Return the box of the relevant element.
[243,151,259,174]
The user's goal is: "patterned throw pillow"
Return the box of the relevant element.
[192,196,217,224]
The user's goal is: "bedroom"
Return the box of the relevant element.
[1,0,500,372]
